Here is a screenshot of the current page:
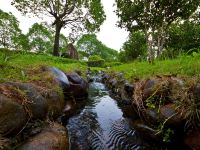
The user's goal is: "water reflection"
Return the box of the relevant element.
[67,81,143,150]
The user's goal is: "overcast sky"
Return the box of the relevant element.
[0,0,128,51]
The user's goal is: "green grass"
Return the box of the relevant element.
[0,49,87,82]
[110,55,200,81]
[1,49,200,82]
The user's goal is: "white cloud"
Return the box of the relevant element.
[0,0,128,51]
[96,0,129,51]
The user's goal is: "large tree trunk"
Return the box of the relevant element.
[53,22,62,56]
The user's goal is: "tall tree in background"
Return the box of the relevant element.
[119,31,147,62]
[77,34,118,60]
[115,0,200,61]
[12,0,106,56]
[0,9,23,49]
[27,23,53,53]
[167,20,200,54]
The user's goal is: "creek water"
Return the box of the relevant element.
[66,79,147,150]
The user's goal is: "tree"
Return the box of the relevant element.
[115,0,200,61]
[0,9,22,49]
[27,23,53,53]
[59,33,68,54]
[119,31,147,62]
[12,0,106,56]
[76,34,118,60]
[167,20,200,54]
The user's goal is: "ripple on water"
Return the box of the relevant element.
[67,82,143,150]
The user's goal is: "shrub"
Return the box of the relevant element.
[87,55,105,67]
[104,61,122,67]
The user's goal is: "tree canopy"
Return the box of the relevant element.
[119,31,147,62]
[27,23,53,53]
[12,0,106,56]
[76,34,118,61]
[0,9,23,49]
[115,0,200,61]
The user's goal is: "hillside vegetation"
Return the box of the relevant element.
[110,54,200,81]
[0,49,87,82]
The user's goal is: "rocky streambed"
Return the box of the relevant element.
[0,66,88,149]
[0,66,199,150]
[101,71,200,150]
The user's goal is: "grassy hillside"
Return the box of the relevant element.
[0,49,87,82]
[110,55,200,81]
[1,49,200,83]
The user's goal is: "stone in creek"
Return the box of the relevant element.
[66,72,89,100]
[63,99,76,117]
[19,123,69,150]
[124,82,135,98]
[102,73,110,83]
[45,90,65,119]
[0,94,27,136]
[131,120,159,142]
[48,67,70,90]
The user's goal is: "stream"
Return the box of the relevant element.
[66,78,148,150]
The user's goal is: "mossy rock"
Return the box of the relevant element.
[0,94,27,136]
[18,123,69,150]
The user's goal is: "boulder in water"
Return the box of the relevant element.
[48,67,70,90]
[66,72,89,100]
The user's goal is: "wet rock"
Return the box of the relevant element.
[119,86,132,104]
[0,94,27,136]
[124,83,134,98]
[48,67,70,90]
[19,123,69,150]
[184,131,200,150]
[66,72,83,84]
[160,104,183,126]
[121,105,138,119]
[63,99,76,117]
[108,78,118,90]
[102,74,110,83]
[131,120,159,141]
[144,109,159,125]
[66,72,89,100]
[68,83,88,100]
[45,91,65,119]
[8,82,48,119]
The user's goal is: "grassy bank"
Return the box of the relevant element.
[110,55,200,81]
[0,49,87,82]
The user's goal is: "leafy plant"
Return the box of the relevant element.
[162,128,174,143]
[87,55,105,67]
